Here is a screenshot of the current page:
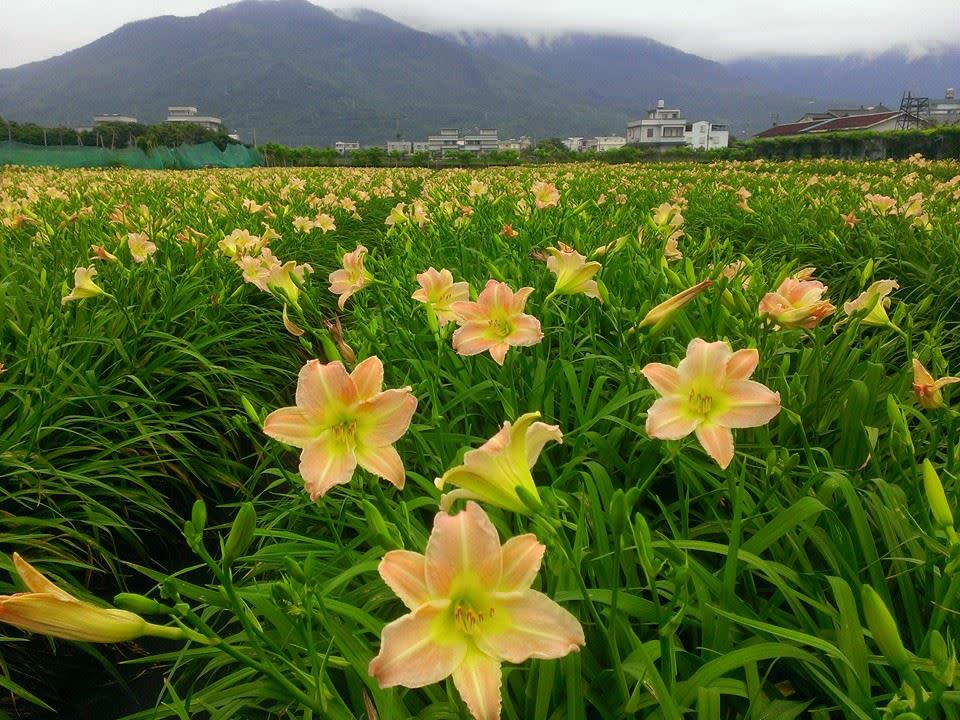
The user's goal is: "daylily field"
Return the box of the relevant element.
[2,157,960,720]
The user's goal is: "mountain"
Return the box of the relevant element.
[449,33,818,137]
[0,0,826,145]
[727,50,960,109]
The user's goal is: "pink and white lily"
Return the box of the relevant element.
[328,245,370,310]
[642,338,781,469]
[412,267,470,326]
[369,502,584,720]
[451,280,543,365]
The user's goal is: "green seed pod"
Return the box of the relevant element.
[862,584,911,671]
[923,460,954,530]
[114,593,171,615]
[223,502,257,567]
[191,500,207,534]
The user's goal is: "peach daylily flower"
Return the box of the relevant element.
[642,339,781,469]
[843,279,899,327]
[758,278,835,329]
[262,357,417,500]
[531,181,560,209]
[267,260,313,305]
[912,359,960,409]
[61,266,107,305]
[384,202,408,226]
[314,213,336,233]
[412,267,470,326]
[544,242,602,302]
[862,193,898,216]
[451,280,543,365]
[435,412,562,514]
[1,553,184,643]
[127,232,157,263]
[369,502,584,720]
[89,244,118,263]
[293,216,316,233]
[328,245,370,310]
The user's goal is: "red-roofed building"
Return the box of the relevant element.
[754,120,828,138]
[755,110,929,138]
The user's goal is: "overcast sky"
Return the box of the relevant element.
[2,0,957,69]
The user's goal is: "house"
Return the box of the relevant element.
[684,121,729,150]
[412,141,431,153]
[93,114,138,125]
[754,110,928,138]
[427,128,461,155]
[562,137,585,152]
[166,106,223,131]
[499,137,532,152]
[627,100,687,148]
[589,136,628,152]
[386,140,413,154]
[427,128,499,155]
[334,141,360,154]
[931,88,960,125]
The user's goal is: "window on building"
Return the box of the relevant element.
[663,127,684,138]
[646,128,654,138]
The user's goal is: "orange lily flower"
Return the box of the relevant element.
[642,338,781,469]
[912,359,960,409]
[369,502,584,720]
[262,357,417,499]
[412,268,470,326]
[328,245,370,310]
[758,278,835,329]
[451,280,543,365]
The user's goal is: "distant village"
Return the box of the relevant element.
[88,89,960,155]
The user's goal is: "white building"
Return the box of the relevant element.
[427,128,461,154]
[684,121,729,150]
[627,100,687,148]
[335,141,360,154]
[562,137,585,152]
[412,141,431,153]
[386,140,413,154]
[166,106,223,131]
[931,88,960,125]
[499,137,532,152]
[590,136,627,152]
[462,128,499,155]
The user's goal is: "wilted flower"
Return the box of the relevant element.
[412,267,470,326]
[531,181,560,209]
[451,280,543,365]
[843,279,899,327]
[61,266,106,305]
[328,245,370,310]
[435,412,562,514]
[0,553,185,643]
[127,232,157,263]
[500,224,517,238]
[841,211,860,229]
[642,338,781,469]
[912,358,960,409]
[369,502,584,720]
[262,357,417,499]
[758,278,835,329]
[544,242,602,302]
[89,244,118,263]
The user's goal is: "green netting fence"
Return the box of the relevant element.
[0,141,264,169]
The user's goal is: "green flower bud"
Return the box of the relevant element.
[223,502,257,567]
[923,460,954,530]
[862,585,911,671]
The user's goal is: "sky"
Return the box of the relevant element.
[2,0,958,69]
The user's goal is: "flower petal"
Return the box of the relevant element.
[299,433,358,500]
[368,602,466,688]
[425,502,502,598]
[355,389,417,446]
[452,324,496,357]
[522,421,563,469]
[452,649,502,720]
[508,315,543,347]
[262,406,317,448]
[12,555,76,601]
[476,589,585,663]
[712,381,781,428]
[645,397,698,440]
[498,535,544,593]
[725,349,759,381]
[378,550,430,610]
[694,423,735,469]
[677,338,731,387]
[356,444,406,489]
[641,363,681,395]
[296,360,357,417]
[351,356,384,400]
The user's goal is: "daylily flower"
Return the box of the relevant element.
[544,242,602,302]
[500,224,517,238]
[61,266,106,305]
[262,356,417,499]
[237,248,281,291]
[467,179,488,198]
[639,280,713,329]
[435,412,562,514]
[410,200,431,228]
[127,232,157,263]
[267,260,313,305]
[89,244,118,263]
[385,202,407,226]
[531,181,560,209]
[369,502,584,720]
[293,216,316,233]
[0,553,185,643]
[328,245,370,310]
[843,279,899,327]
[862,193,898,216]
[412,267,470,326]
[642,338,781,469]
[451,280,543,365]
[314,213,336,233]
[219,228,263,258]
[841,211,860,229]
[912,358,960,409]
[758,278,835,329]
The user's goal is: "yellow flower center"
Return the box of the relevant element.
[489,316,513,339]
[331,418,357,447]
[452,598,495,636]
[688,388,714,418]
